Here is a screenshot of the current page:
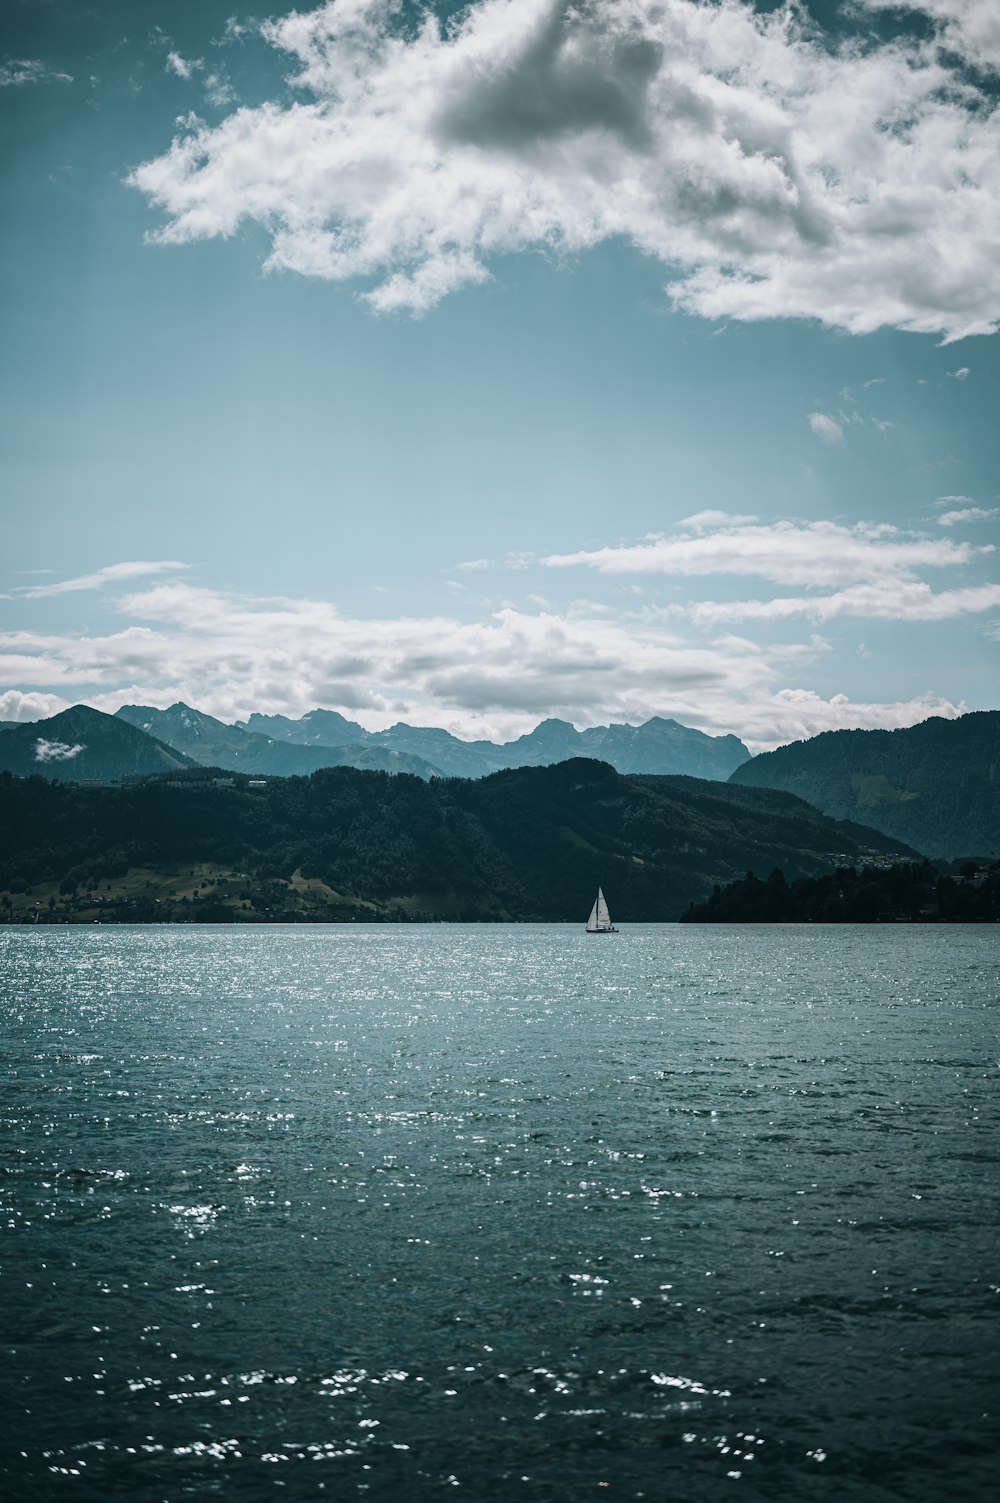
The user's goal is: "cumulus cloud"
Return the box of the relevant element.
[0,573,969,751]
[128,0,1000,339]
[735,689,963,749]
[808,413,843,445]
[13,560,188,599]
[948,366,970,380]
[0,689,69,723]
[34,738,84,764]
[863,0,1000,75]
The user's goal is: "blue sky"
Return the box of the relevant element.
[2,0,998,748]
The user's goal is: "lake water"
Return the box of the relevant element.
[1,924,998,1502]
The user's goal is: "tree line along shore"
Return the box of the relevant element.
[1,758,925,924]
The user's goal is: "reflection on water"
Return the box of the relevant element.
[1,923,998,1501]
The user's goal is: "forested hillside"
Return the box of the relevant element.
[1,758,914,924]
[730,711,1000,858]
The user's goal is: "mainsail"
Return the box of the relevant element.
[586,887,615,933]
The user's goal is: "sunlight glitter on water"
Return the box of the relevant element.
[1,923,998,1501]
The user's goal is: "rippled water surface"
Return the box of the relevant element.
[2,924,998,1502]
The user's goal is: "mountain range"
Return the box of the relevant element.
[1,697,757,781]
[239,707,752,780]
[729,711,1000,859]
[2,701,751,783]
[116,703,441,779]
[3,703,996,864]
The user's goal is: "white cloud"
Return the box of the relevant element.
[128,0,1000,340]
[543,517,987,589]
[203,71,235,108]
[675,580,1000,624]
[0,58,72,87]
[541,508,1000,629]
[808,413,843,446]
[0,689,69,723]
[162,44,234,106]
[735,690,964,750]
[14,560,188,599]
[0,575,971,752]
[218,18,250,47]
[948,366,970,380]
[937,506,999,526]
[34,738,84,764]
[166,51,200,81]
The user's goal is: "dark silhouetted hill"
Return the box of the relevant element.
[0,757,915,923]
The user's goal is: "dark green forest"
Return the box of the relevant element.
[681,860,1000,924]
[0,758,915,924]
[730,710,1000,858]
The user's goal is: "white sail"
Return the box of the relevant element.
[587,887,616,932]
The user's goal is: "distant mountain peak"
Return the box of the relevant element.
[122,703,751,783]
[0,705,196,782]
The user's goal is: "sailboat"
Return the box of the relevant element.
[586,887,618,934]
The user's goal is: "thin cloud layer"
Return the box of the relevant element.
[937,506,999,526]
[128,0,1000,338]
[0,59,72,87]
[12,561,188,600]
[544,517,992,588]
[676,581,1000,625]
